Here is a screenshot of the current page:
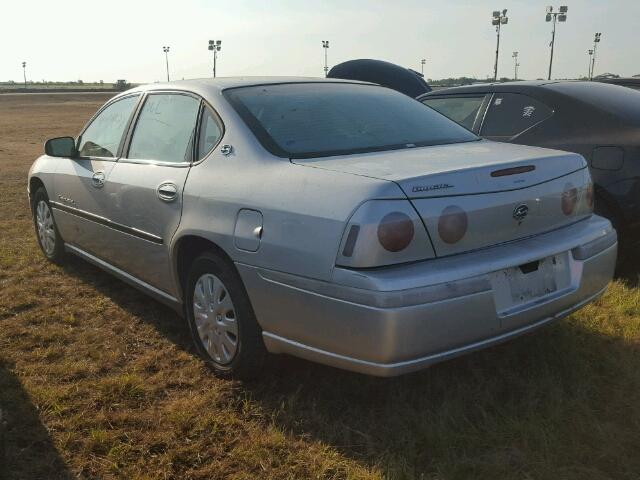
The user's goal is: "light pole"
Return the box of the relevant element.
[587,49,594,79]
[22,61,27,89]
[545,5,568,80]
[162,46,170,82]
[322,40,330,77]
[491,9,509,81]
[208,40,222,78]
[421,58,426,75]
[590,32,602,80]
[512,52,520,80]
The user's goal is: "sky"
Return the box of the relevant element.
[1,0,639,84]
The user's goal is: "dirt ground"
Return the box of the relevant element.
[0,94,639,479]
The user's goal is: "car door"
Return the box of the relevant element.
[479,93,554,141]
[101,91,205,296]
[421,94,490,133]
[51,94,141,255]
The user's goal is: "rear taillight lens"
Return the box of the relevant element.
[585,182,594,211]
[377,212,415,252]
[561,183,578,216]
[438,205,468,244]
[336,200,435,268]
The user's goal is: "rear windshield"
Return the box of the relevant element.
[224,83,478,159]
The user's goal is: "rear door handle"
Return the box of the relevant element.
[157,182,178,202]
[91,171,105,188]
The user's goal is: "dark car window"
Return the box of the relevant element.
[224,83,478,159]
[128,93,200,163]
[197,107,223,160]
[481,93,553,138]
[78,95,139,158]
[422,95,486,131]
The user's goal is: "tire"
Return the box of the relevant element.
[32,187,66,263]
[185,251,267,380]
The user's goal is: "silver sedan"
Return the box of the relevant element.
[28,78,617,378]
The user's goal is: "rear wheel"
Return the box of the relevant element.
[185,251,266,379]
[32,188,65,263]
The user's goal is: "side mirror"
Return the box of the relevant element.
[45,136,77,157]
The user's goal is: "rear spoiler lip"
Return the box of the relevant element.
[401,165,588,200]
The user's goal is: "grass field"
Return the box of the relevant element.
[0,94,639,480]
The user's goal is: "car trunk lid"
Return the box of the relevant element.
[294,140,592,256]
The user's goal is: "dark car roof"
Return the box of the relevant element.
[420,80,578,96]
[421,80,640,124]
[596,77,640,89]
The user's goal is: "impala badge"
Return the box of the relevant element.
[513,204,529,222]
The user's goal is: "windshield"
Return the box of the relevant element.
[224,82,478,159]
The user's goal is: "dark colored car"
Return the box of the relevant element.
[418,81,640,244]
[596,77,640,91]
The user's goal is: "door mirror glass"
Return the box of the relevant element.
[45,136,77,157]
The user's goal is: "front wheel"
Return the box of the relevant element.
[32,187,66,263]
[185,252,267,380]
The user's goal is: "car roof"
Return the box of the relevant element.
[422,79,640,125]
[123,76,371,98]
[421,80,584,97]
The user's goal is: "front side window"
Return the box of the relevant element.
[481,93,553,138]
[128,93,201,163]
[422,95,486,131]
[197,107,223,160]
[224,83,478,159]
[78,95,139,158]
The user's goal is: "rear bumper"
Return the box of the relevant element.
[237,215,617,377]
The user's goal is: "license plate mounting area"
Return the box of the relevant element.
[489,253,571,315]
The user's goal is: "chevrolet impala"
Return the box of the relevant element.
[28,78,617,378]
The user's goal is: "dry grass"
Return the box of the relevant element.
[0,94,639,479]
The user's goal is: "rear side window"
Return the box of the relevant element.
[422,95,486,131]
[481,93,553,138]
[128,93,201,163]
[197,107,223,160]
[79,95,139,158]
[225,83,478,159]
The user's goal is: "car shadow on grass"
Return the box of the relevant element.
[59,255,192,351]
[0,360,73,480]
[58,254,640,478]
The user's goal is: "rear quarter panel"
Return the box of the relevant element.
[173,112,404,284]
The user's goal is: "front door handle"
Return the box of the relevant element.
[157,182,178,202]
[91,171,105,188]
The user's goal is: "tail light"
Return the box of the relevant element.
[437,205,468,244]
[336,200,435,268]
[561,183,578,216]
[377,212,415,252]
[585,182,594,212]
